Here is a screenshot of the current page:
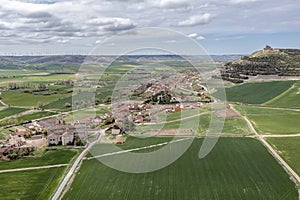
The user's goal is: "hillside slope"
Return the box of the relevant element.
[221,45,300,83]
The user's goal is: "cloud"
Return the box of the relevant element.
[229,0,261,4]
[89,18,137,32]
[57,39,69,43]
[187,33,205,40]
[178,13,212,26]
[149,0,191,9]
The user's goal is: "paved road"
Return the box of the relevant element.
[0,164,69,174]
[51,128,107,200]
[230,104,300,184]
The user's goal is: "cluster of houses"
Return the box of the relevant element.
[0,127,38,158]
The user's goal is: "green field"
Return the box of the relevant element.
[138,113,251,135]
[265,82,300,108]
[0,149,78,170]
[267,137,300,175]
[0,107,27,119]
[235,105,300,134]
[0,167,66,200]
[214,81,295,104]
[64,138,298,200]
[87,136,174,157]
[1,90,70,107]
[0,111,56,126]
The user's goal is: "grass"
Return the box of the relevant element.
[0,149,78,170]
[64,138,298,200]
[265,82,300,108]
[214,81,295,104]
[1,90,70,107]
[0,167,66,200]
[267,137,300,175]
[235,105,300,134]
[0,107,27,119]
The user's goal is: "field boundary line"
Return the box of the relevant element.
[230,104,300,185]
[86,137,192,160]
[0,164,69,173]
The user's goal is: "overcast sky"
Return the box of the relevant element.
[0,0,300,55]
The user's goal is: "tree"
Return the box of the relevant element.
[37,102,43,110]
[120,117,136,133]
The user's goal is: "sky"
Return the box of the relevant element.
[0,0,300,55]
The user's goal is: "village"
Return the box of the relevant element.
[0,71,213,161]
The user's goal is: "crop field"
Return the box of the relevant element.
[1,90,70,107]
[138,113,251,135]
[0,107,27,120]
[0,73,75,87]
[0,149,78,170]
[235,105,300,134]
[265,82,300,108]
[87,136,174,157]
[0,167,66,200]
[0,111,56,126]
[213,81,295,104]
[267,137,300,175]
[64,138,298,200]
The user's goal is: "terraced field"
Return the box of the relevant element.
[63,138,298,200]
[235,105,300,134]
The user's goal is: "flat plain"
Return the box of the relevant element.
[63,138,298,200]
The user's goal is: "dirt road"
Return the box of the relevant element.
[230,104,300,184]
[0,164,68,174]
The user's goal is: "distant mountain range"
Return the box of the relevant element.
[0,54,242,71]
[220,46,300,83]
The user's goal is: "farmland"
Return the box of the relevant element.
[265,82,300,108]
[63,138,298,200]
[214,80,295,104]
[1,90,71,107]
[0,107,27,120]
[0,167,66,200]
[235,105,300,134]
[267,137,300,175]
[0,111,56,127]
[0,149,79,170]
[138,113,251,136]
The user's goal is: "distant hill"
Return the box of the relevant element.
[220,45,300,83]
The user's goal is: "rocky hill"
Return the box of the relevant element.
[221,45,300,83]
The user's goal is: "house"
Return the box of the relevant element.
[48,133,62,145]
[62,132,74,145]
[0,147,8,156]
[110,128,121,139]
